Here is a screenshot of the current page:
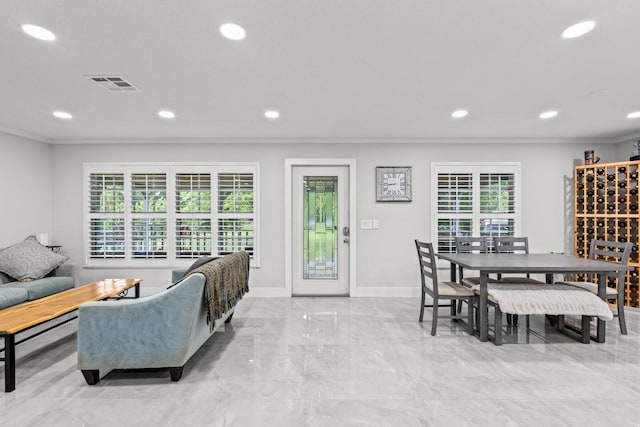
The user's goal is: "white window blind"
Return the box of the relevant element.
[84,163,259,267]
[88,173,125,259]
[432,163,520,253]
[131,173,167,259]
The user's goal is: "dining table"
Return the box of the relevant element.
[435,252,630,343]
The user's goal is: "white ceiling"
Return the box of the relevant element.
[3,0,640,143]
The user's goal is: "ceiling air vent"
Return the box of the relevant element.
[86,75,140,92]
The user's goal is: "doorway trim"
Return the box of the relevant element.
[285,158,357,297]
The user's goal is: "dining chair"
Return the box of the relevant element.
[493,236,545,326]
[454,236,500,288]
[415,239,475,336]
[493,237,545,285]
[454,237,500,318]
[557,239,633,334]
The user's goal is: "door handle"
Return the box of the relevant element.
[343,226,350,243]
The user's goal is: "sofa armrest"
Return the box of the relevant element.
[77,273,206,369]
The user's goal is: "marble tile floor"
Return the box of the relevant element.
[1,296,640,426]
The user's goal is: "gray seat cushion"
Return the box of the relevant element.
[6,276,74,300]
[0,287,29,309]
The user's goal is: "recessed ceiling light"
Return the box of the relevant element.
[220,23,246,40]
[451,110,468,119]
[53,111,72,120]
[562,21,595,39]
[264,110,280,119]
[158,110,176,119]
[21,24,56,41]
[627,111,640,119]
[539,110,558,119]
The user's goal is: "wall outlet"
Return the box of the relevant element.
[372,219,379,229]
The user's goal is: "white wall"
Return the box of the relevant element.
[50,140,619,294]
[0,131,53,248]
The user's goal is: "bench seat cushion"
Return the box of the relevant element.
[487,283,613,320]
[0,287,29,309]
[4,276,74,300]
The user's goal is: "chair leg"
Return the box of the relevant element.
[494,305,503,346]
[431,299,438,336]
[419,288,426,322]
[467,298,474,335]
[618,300,628,335]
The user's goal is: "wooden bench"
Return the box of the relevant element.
[0,278,141,392]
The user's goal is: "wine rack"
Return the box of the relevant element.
[574,160,640,308]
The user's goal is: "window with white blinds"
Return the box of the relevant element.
[84,163,259,267]
[432,163,520,253]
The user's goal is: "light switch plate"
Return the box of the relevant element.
[360,219,372,229]
[372,219,379,229]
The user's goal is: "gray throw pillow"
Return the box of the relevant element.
[0,236,68,281]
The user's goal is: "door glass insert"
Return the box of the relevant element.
[303,176,338,280]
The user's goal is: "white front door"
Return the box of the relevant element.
[292,166,350,295]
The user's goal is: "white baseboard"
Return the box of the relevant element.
[245,287,290,298]
[350,286,419,298]
[245,286,420,298]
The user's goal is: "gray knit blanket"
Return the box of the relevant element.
[487,283,613,321]
[187,251,250,325]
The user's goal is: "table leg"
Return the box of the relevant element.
[4,334,15,392]
[595,272,606,343]
[479,272,488,342]
[134,282,140,299]
[450,262,457,282]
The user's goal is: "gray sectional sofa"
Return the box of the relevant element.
[0,266,74,309]
[0,235,74,309]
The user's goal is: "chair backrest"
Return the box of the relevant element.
[455,236,490,254]
[588,239,633,282]
[415,239,438,297]
[494,236,529,254]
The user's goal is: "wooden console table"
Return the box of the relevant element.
[0,278,141,392]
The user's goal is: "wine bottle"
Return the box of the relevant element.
[607,174,615,181]
[577,235,585,241]
[619,196,627,203]
[607,229,615,235]
[619,220,627,227]
[597,168,605,175]
[577,197,585,204]
[619,237,627,242]
[607,204,615,211]
[577,219,585,226]
[607,189,616,196]
[630,204,638,211]
[587,205,595,212]
[597,196,605,204]
[587,175,595,182]
[577,170,585,176]
[619,181,627,188]
[619,166,627,173]
[630,188,638,195]
[630,172,638,180]
[596,219,605,227]
[586,227,594,234]
[586,190,595,196]
[578,183,585,190]
[577,249,585,256]
[596,182,605,189]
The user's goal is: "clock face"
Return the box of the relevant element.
[382,172,406,196]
